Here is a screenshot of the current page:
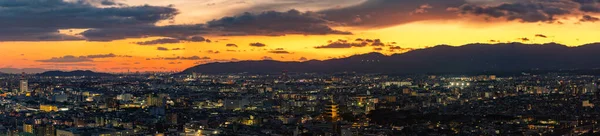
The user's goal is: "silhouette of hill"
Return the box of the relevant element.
[0,68,54,74]
[181,42,600,75]
[37,70,112,77]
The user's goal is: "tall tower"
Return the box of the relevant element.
[325,99,340,122]
[20,72,28,94]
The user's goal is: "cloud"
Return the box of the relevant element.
[535,34,548,38]
[268,48,291,54]
[315,38,393,49]
[250,42,267,47]
[36,53,128,63]
[205,50,221,54]
[315,39,367,48]
[373,47,383,51]
[389,46,414,52]
[135,38,181,45]
[457,0,582,23]
[134,36,208,45]
[0,0,179,41]
[207,10,350,36]
[226,43,238,47]
[410,4,434,15]
[81,10,350,41]
[154,56,211,60]
[371,39,385,46]
[320,0,466,28]
[575,0,600,13]
[580,15,600,22]
[519,37,530,42]
[37,55,93,63]
[157,47,170,51]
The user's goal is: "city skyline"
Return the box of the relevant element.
[2,0,600,72]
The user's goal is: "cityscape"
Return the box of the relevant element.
[0,71,599,135]
[3,0,600,135]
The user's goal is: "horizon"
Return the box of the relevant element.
[4,41,600,74]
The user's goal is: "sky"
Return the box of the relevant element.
[1,0,600,73]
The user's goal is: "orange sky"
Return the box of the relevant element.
[2,0,600,73]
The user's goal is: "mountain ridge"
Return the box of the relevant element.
[37,70,113,77]
[181,42,600,74]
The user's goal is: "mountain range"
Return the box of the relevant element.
[0,68,54,74]
[181,42,600,75]
[37,70,113,77]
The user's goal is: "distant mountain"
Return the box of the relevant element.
[37,70,112,77]
[181,42,600,75]
[0,68,54,74]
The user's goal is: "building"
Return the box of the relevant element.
[20,73,28,94]
[325,100,340,122]
[40,105,59,112]
[146,94,166,107]
[223,98,249,110]
[56,127,134,136]
[23,123,34,133]
[35,124,55,136]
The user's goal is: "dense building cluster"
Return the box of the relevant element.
[0,72,599,135]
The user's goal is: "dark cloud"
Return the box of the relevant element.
[186,36,207,42]
[206,50,220,54]
[315,39,368,48]
[250,42,267,47]
[82,25,209,41]
[371,39,385,46]
[135,38,181,45]
[574,0,600,13]
[36,53,127,63]
[157,47,170,51]
[226,43,238,47]
[315,38,393,49]
[390,46,403,50]
[519,37,530,42]
[207,10,351,36]
[373,47,383,51]
[320,0,466,28]
[157,56,211,60]
[0,28,84,41]
[0,0,179,41]
[268,48,291,54]
[389,46,413,52]
[81,10,350,41]
[535,34,548,38]
[37,55,93,63]
[458,0,580,23]
[580,15,600,22]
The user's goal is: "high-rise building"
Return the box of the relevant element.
[146,94,165,107]
[20,72,28,94]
